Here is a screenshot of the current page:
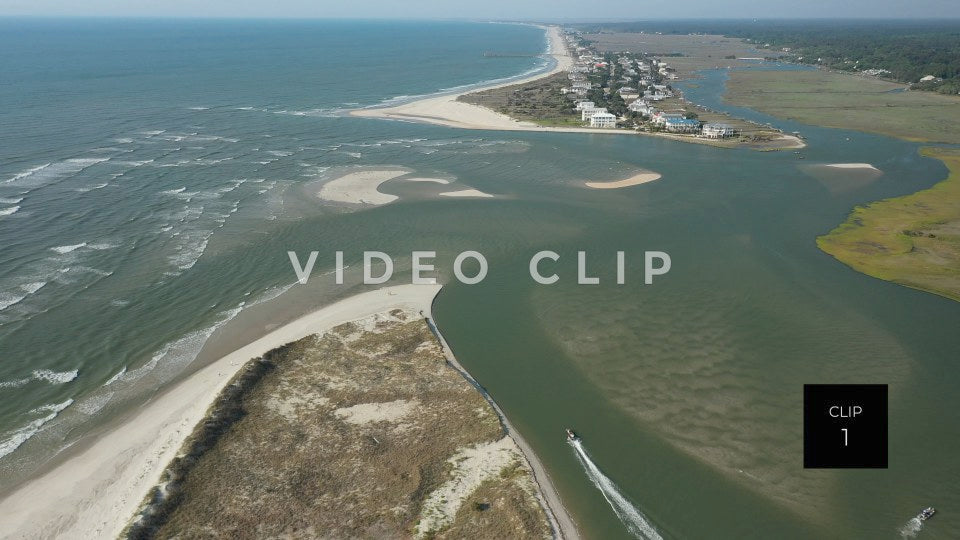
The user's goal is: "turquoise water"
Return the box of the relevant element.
[2,19,959,540]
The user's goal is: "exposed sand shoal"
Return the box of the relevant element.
[826,163,881,172]
[0,284,442,540]
[585,172,662,189]
[318,169,408,205]
[406,177,451,184]
[438,189,494,198]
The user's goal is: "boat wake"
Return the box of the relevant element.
[568,438,663,540]
[899,517,923,538]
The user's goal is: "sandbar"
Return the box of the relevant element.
[318,169,408,205]
[585,172,662,189]
[406,177,451,184]
[825,163,881,172]
[438,189,495,198]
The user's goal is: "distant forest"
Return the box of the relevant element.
[571,20,960,94]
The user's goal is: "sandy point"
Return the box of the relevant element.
[349,26,573,132]
[0,283,578,540]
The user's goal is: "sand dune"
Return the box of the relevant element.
[585,172,662,189]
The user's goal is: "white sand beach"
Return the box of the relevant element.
[350,26,579,132]
[439,188,495,198]
[0,284,577,540]
[585,171,662,189]
[318,168,408,205]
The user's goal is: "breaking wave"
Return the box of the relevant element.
[50,243,87,254]
[0,282,47,312]
[0,399,74,459]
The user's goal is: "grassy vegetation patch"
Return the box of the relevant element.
[125,312,550,539]
[726,69,960,144]
[817,147,960,302]
[458,72,582,127]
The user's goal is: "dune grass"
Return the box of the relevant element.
[125,312,551,539]
[817,147,960,302]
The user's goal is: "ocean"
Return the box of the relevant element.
[1,18,959,539]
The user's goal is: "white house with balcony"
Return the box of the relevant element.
[589,112,617,128]
[702,123,736,138]
[628,100,654,116]
[581,106,607,121]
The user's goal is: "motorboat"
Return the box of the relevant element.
[565,428,579,441]
[918,507,936,521]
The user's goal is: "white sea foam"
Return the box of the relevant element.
[50,243,87,254]
[0,377,31,389]
[0,206,20,216]
[2,158,110,190]
[570,439,663,540]
[73,392,115,415]
[75,182,109,193]
[0,197,23,204]
[121,304,244,383]
[273,108,340,118]
[103,366,127,386]
[0,398,74,459]
[0,282,47,312]
[188,106,210,110]
[266,150,294,157]
[4,163,51,184]
[32,369,79,384]
[161,187,187,195]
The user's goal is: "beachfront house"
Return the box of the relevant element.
[571,81,592,92]
[575,101,595,111]
[664,118,701,133]
[651,111,685,125]
[581,106,607,121]
[628,100,654,116]
[618,87,640,100]
[702,123,736,138]
[589,112,617,128]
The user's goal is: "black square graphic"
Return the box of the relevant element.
[804,384,887,468]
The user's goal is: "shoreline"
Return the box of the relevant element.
[350,26,806,150]
[425,310,580,540]
[0,284,577,539]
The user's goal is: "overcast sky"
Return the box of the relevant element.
[1,0,958,19]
